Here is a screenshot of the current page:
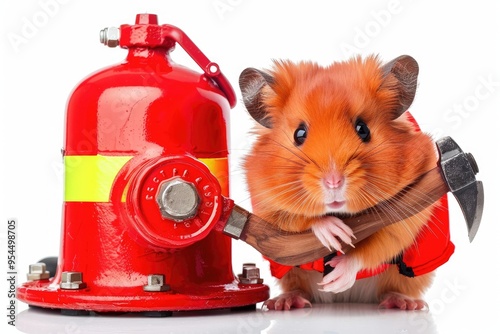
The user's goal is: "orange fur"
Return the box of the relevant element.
[243,55,440,307]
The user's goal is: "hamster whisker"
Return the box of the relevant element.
[253,183,308,210]
[356,178,415,213]
[363,173,438,212]
[358,181,439,241]
[277,127,322,170]
[249,150,307,168]
[348,140,387,162]
[358,185,407,223]
[352,139,418,164]
[384,177,439,211]
[244,165,305,174]
[274,191,317,231]
[417,206,449,240]
[296,146,322,170]
[268,138,311,165]
[243,174,305,189]
[359,197,418,241]
[253,180,305,198]
[349,184,425,244]
[346,140,365,165]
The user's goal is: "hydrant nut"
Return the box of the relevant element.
[100,27,120,48]
[60,271,87,290]
[148,274,164,286]
[27,263,50,281]
[30,263,46,273]
[157,179,200,221]
[63,271,81,282]
[243,267,260,279]
[238,263,263,284]
[143,274,170,292]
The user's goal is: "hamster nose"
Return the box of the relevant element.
[323,172,345,189]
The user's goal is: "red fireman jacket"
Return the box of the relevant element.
[265,113,455,280]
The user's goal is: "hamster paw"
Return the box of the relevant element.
[318,255,361,293]
[262,291,312,311]
[379,292,428,310]
[311,216,355,252]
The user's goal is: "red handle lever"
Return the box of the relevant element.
[161,25,237,108]
[117,14,237,108]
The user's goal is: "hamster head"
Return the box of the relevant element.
[240,55,436,218]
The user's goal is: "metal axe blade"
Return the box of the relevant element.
[436,136,484,242]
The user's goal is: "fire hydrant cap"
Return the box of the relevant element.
[118,13,174,49]
[136,13,158,25]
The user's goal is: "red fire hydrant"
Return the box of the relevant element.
[17,13,269,315]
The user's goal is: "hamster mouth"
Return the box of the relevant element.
[326,201,346,211]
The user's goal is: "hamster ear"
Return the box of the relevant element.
[381,55,419,118]
[239,67,275,128]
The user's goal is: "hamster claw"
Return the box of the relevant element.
[311,216,354,252]
[263,291,312,311]
[379,292,428,311]
[319,255,361,293]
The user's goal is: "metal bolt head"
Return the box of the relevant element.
[243,265,260,279]
[143,274,170,292]
[238,263,263,285]
[100,27,120,48]
[60,271,87,290]
[156,178,200,221]
[27,263,50,281]
[465,152,479,174]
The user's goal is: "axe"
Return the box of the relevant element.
[217,136,484,266]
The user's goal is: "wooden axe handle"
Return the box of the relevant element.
[236,166,448,266]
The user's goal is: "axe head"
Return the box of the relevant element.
[436,137,484,242]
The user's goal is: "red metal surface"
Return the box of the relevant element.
[17,13,268,313]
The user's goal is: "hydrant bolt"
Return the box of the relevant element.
[60,271,87,290]
[100,27,120,48]
[156,178,200,221]
[143,274,170,292]
[27,263,50,281]
[238,263,264,285]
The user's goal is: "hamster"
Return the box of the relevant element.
[239,55,442,310]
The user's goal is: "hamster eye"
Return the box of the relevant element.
[294,123,307,146]
[355,119,370,142]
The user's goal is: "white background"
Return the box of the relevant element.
[1,0,499,333]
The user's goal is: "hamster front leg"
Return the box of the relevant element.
[261,211,355,253]
[319,254,362,293]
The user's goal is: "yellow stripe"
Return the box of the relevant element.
[64,155,229,202]
[64,155,133,202]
